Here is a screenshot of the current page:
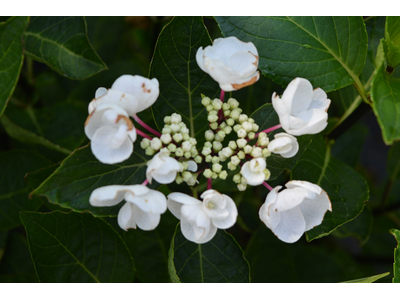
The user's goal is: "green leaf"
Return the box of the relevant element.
[20,211,135,283]
[168,223,250,283]
[0,16,28,116]
[215,16,367,92]
[245,226,369,282]
[370,63,400,145]
[32,144,154,217]
[150,16,219,141]
[24,17,107,80]
[250,103,312,180]
[342,272,390,283]
[0,232,38,282]
[1,101,88,154]
[0,150,52,230]
[107,210,178,283]
[387,142,400,181]
[291,135,369,241]
[0,231,8,263]
[390,228,400,283]
[385,17,400,68]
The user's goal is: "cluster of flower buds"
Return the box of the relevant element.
[85,35,333,245]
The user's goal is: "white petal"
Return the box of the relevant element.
[213,36,258,59]
[312,87,328,102]
[271,92,291,130]
[146,153,181,184]
[85,103,129,139]
[88,89,139,116]
[111,75,159,113]
[118,202,137,231]
[274,187,309,212]
[268,133,299,158]
[196,47,206,72]
[259,187,281,229]
[181,213,217,244]
[228,51,258,77]
[167,192,201,219]
[131,204,161,231]
[186,160,198,172]
[91,126,133,164]
[89,185,127,207]
[125,189,167,214]
[95,87,107,99]
[240,161,265,186]
[299,189,332,231]
[271,206,306,243]
[286,180,322,195]
[295,109,328,135]
[281,77,313,117]
[211,195,238,229]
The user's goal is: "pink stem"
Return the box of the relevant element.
[136,128,152,140]
[220,90,225,102]
[133,114,161,137]
[141,179,149,186]
[255,124,282,138]
[263,181,273,191]
[207,178,212,190]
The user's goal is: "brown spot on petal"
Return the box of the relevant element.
[141,83,151,93]
[116,115,134,130]
[122,93,125,98]
[249,52,259,66]
[145,199,148,203]
[232,75,258,90]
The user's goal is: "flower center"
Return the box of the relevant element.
[207,201,215,209]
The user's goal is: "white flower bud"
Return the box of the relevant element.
[203,169,213,178]
[252,123,259,132]
[218,151,227,162]
[140,138,150,149]
[213,141,222,151]
[211,156,220,164]
[244,145,253,154]
[222,103,230,111]
[219,170,228,180]
[251,147,262,158]
[231,155,240,166]
[223,126,232,135]
[226,118,235,126]
[209,110,218,116]
[237,128,247,138]
[204,141,212,148]
[171,113,182,124]
[233,124,241,132]
[178,122,186,128]
[268,133,299,158]
[227,98,239,108]
[212,163,222,173]
[194,155,203,163]
[222,147,233,158]
[201,97,211,106]
[205,155,212,162]
[238,114,248,123]
[182,133,190,141]
[205,130,215,141]
[160,133,172,144]
[168,143,176,152]
[164,116,172,124]
[191,147,198,157]
[189,138,197,145]
[212,99,222,110]
[230,109,240,120]
[237,183,247,191]
[237,151,245,160]
[210,122,218,130]
[182,171,192,182]
[211,172,218,179]
[236,139,247,148]
[145,147,155,156]
[182,141,192,152]
[227,162,237,171]
[208,114,219,123]
[150,138,162,150]
[170,124,180,133]
[224,110,231,117]
[173,133,183,143]
[248,132,255,140]
[162,127,172,134]
[202,147,212,156]
[258,136,269,147]
[206,104,214,111]
[175,174,183,184]
[259,132,267,138]
[184,151,191,158]
[263,168,271,181]
[262,148,271,157]
[219,122,227,129]
[242,121,252,132]
[181,127,189,134]
[233,174,241,183]
[228,140,237,150]
[175,147,183,157]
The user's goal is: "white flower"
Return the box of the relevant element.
[268,133,299,158]
[89,75,159,115]
[272,78,331,136]
[89,185,167,231]
[84,103,136,164]
[146,150,181,184]
[259,180,332,243]
[167,189,238,244]
[240,157,267,186]
[196,37,260,92]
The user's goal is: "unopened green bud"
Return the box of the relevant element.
[244,145,253,154]
[171,113,182,124]
[231,155,240,166]
[230,109,240,120]
[262,148,271,158]
[241,176,248,184]
[238,114,248,123]
[222,103,230,111]
[224,110,231,117]
[173,133,183,143]
[242,121,252,132]
[233,124,242,132]
[227,98,239,109]
[237,138,247,148]
[190,147,198,157]
[213,141,222,151]
[227,162,237,171]
[219,170,228,180]
[140,138,150,149]
[162,127,172,134]
[182,171,192,182]
[182,133,190,141]
[150,138,162,150]
[211,172,218,179]
[208,114,218,123]
[205,155,212,162]
[160,133,172,144]
[206,104,213,111]
[182,141,192,152]
[175,147,184,157]
[258,132,267,138]
[233,174,241,183]
[210,122,218,130]
[258,136,269,147]
[202,147,212,156]
[237,150,245,160]
[226,118,235,126]
[170,124,181,133]
[164,116,172,124]
[219,122,227,129]
[228,140,237,150]
[175,174,183,184]
[248,132,255,140]
[184,151,191,158]
[178,122,186,128]
[211,156,220,164]
[194,155,203,164]
[204,141,212,148]
[145,147,155,156]
[203,169,213,178]
[212,163,222,173]
[221,147,233,158]
[223,126,232,135]
[252,124,259,132]
[201,97,211,107]
[181,127,189,134]
[189,138,197,145]
[205,130,215,141]
[251,147,262,158]
[264,168,271,180]
[237,128,247,138]
[168,143,177,152]
[237,183,247,191]
[212,99,222,110]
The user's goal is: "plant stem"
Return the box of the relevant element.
[255,124,282,138]
[136,128,152,140]
[263,181,273,191]
[141,179,149,186]
[220,90,225,102]
[207,178,212,190]
[26,56,34,85]
[133,114,161,137]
